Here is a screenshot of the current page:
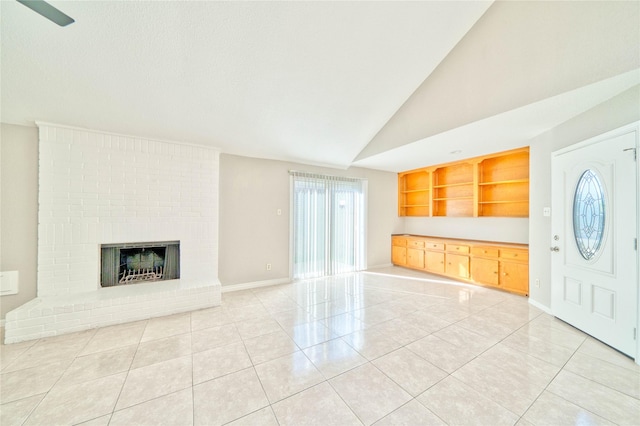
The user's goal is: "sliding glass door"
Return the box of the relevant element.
[291,171,366,279]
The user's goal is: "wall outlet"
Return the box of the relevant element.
[535,278,540,288]
[266,263,272,271]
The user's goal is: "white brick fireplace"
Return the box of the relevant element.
[4,123,221,343]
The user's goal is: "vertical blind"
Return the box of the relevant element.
[290,171,366,279]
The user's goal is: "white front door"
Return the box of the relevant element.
[551,126,638,358]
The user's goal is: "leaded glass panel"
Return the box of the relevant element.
[573,169,605,260]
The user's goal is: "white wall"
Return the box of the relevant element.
[218,154,403,286]
[528,85,640,309]
[403,217,528,244]
[0,124,39,319]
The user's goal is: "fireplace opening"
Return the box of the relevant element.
[101,241,180,287]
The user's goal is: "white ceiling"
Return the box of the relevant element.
[1,0,492,168]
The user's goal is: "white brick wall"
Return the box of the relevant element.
[37,123,220,296]
[4,123,221,343]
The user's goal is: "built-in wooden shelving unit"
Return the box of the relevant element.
[398,147,529,218]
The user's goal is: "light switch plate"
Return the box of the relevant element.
[543,207,551,217]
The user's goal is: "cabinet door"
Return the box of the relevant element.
[446,253,470,279]
[392,246,407,266]
[407,248,425,269]
[471,257,499,286]
[499,261,528,294]
[425,251,445,274]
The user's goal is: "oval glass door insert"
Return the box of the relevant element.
[573,169,605,260]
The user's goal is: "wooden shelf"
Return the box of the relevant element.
[433,182,474,188]
[400,189,430,194]
[433,197,474,201]
[398,147,529,218]
[478,179,529,186]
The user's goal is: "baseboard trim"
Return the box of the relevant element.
[221,277,291,293]
[367,263,393,270]
[528,298,552,314]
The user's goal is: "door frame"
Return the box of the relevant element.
[551,121,639,362]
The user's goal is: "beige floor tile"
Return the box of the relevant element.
[190,306,233,331]
[351,305,398,326]
[191,323,241,353]
[372,348,448,396]
[76,414,112,425]
[131,333,192,369]
[577,337,640,372]
[110,388,193,426]
[501,330,575,367]
[369,318,430,346]
[0,340,37,372]
[222,290,262,307]
[282,320,339,349]
[272,381,362,425]
[226,406,279,426]
[193,367,269,425]
[321,313,367,337]
[519,317,587,350]
[330,363,412,425]
[254,351,324,403]
[476,344,561,387]
[192,341,252,384]
[406,335,478,373]
[80,321,147,356]
[59,344,137,384]
[564,351,640,398]
[522,391,612,425]
[342,329,403,361]
[432,324,499,354]
[400,309,451,334]
[244,330,299,365]
[0,393,44,426]
[305,301,349,320]
[455,314,516,340]
[417,376,519,426]
[451,349,556,416]
[547,370,640,425]
[116,355,192,410]
[226,303,271,322]
[2,329,94,372]
[270,307,316,328]
[140,312,191,342]
[374,399,445,426]
[0,360,69,404]
[24,372,126,425]
[235,316,283,340]
[303,337,367,379]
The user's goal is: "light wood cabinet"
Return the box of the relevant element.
[391,235,528,296]
[407,248,425,269]
[445,253,470,280]
[398,147,529,218]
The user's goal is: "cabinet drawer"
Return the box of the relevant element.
[425,242,444,251]
[392,236,407,247]
[407,239,426,249]
[471,247,499,258]
[446,244,470,254]
[500,249,528,262]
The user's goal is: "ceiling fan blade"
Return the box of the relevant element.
[16,0,75,27]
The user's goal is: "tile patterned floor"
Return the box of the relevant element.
[1,267,639,425]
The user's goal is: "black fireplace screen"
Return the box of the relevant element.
[101,241,180,287]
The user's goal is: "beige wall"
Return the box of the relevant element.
[527,85,640,309]
[1,123,39,319]
[219,154,403,286]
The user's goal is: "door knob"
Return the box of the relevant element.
[550,246,560,252]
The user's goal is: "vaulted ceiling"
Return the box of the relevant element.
[2,1,639,172]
